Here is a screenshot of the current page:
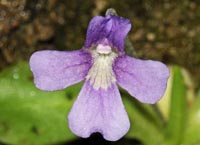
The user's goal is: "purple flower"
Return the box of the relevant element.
[30,14,169,141]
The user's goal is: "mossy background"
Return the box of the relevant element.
[0,1,200,145]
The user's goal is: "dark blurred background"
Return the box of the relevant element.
[0,0,200,87]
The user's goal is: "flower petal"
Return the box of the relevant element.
[84,15,131,53]
[84,16,105,48]
[68,81,130,141]
[30,50,91,91]
[114,55,169,104]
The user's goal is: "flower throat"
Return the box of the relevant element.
[86,45,117,90]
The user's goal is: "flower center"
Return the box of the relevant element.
[86,45,117,90]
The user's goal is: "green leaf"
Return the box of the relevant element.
[183,91,200,144]
[164,66,187,145]
[123,92,165,145]
[0,62,81,145]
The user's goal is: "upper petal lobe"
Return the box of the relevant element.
[30,50,91,91]
[68,81,130,141]
[113,55,169,104]
[84,15,131,53]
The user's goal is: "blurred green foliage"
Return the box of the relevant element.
[0,62,199,145]
[0,62,78,145]
[165,66,187,145]
[183,90,200,144]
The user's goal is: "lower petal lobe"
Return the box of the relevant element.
[30,50,91,91]
[114,55,169,104]
[68,81,130,141]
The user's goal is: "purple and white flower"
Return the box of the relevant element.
[30,13,169,141]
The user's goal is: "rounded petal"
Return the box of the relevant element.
[107,15,131,52]
[113,55,170,104]
[68,81,130,141]
[84,16,105,48]
[29,50,91,91]
[84,15,131,53]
